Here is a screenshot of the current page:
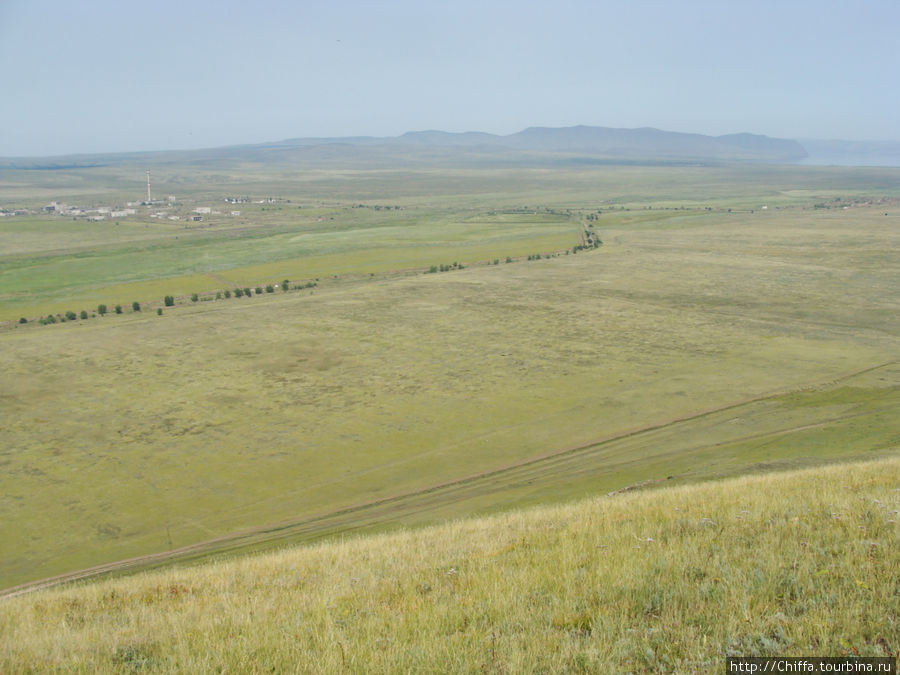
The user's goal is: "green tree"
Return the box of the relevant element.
[65,311,77,321]
[157,308,163,315]
[132,301,141,312]
[243,288,252,297]
[282,279,290,291]
[255,286,263,295]
[265,284,274,293]
[233,288,243,297]
[164,295,175,307]
[191,293,199,302]
[224,289,232,298]
[115,305,123,314]
[98,304,107,315]
[18,317,27,324]
[80,310,88,320]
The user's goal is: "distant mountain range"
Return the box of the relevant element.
[277,125,809,162]
[2,125,899,169]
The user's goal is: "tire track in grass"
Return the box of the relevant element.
[1,360,895,599]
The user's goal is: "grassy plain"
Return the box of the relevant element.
[2,162,899,321]
[1,159,897,591]
[2,457,897,672]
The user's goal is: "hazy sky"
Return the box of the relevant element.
[1,0,897,156]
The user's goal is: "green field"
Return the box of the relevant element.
[3,457,897,671]
[0,162,898,591]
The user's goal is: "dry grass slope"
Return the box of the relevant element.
[2,456,897,673]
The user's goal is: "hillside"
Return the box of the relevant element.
[2,457,897,672]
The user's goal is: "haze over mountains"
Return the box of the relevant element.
[283,125,807,160]
[2,125,898,169]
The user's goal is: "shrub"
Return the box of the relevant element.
[157,308,163,315]
[506,256,512,263]
[233,288,243,298]
[164,295,175,307]
[255,287,263,295]
[80,310,88,320]
[224,289,231,298]
[115,305,123,314]
[427,266,438,274]
[493,259,499,265]
[132,301,141,312]
[243,288,252,297]
[216,292,222,299]
[18,317,27,324]
[265,284,274,293]
[98,304,107,315]
[65,311,77,321]
[191,293,199,302]
[282,279,290,291]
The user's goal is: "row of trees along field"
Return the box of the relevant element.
[17,236,602,327]
[18,279,320,326]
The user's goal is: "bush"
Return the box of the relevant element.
[157,308,163,315]
[80,310,88,320]
[506,256,513,263]
[265,284,274,293]
[224,289,232,298]
[233,288,243,298]
[255,287,263,295]
[282,279,290,291]
[132,301,141,312]
[65,311,77,321]
[243,288,252,297]
[98,304,107,315]
[216,292,222,299]
[115,305,123,314]
[19,317,27,324]
[164,295,174,307]
[191,293,199,302]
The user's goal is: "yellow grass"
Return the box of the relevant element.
[2,456,897,672]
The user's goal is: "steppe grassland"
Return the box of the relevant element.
[3,162,899,322]
[1,186,897,590]
[1,457,897,673]
[0,207,577,321]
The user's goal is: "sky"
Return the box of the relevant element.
[1,0,898,157]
